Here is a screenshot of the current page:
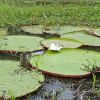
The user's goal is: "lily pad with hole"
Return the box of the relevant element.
[30,49,100,78]
[0,59,44,99]
[41,38,82,49]
[0,35,44,52]
[61,31,100,47]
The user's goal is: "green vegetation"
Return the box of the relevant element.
[30,49,100,77]
[41,38,82,48]
[0,0,100,99]
[0,0,99,27]
[61,30,100,47]
[0,59,44,99]
[0,36,43,52]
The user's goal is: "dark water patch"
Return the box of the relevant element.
[29,75,75,100]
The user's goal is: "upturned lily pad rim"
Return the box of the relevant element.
[0,35,44,53]
[61,30,100,48]
[62,30,88,35]
[20,25,88,35]
[0,78,44,100]
[40,38,83,49]
[31,66,91,78]
[9,80,44,99]
[29,48,100,78]
[0,59,45,99]
[0,49,44,55]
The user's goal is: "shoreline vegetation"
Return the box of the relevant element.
[0,0,100,28]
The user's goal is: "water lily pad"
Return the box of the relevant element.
[61,31,100,47]
[92,29,100,37]
[20,25,86,35]
[41,38,82,49]
[0,59,44,99]
[42,25,86,35]
[30,49,100,78]
[20,25,43,35]
[0,36,44,52]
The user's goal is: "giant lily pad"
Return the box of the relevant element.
[20,25,43,35]
[0,59,44,99]
[20,25,86,35]
[30,49,100,78]
[41,38,82,49]
[42,25,86,35]
[61,31,100,47]
[0,36,44,52]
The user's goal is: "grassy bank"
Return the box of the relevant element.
[0,0,100,27]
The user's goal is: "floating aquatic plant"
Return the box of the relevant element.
[0,35,44,52]
[61,30,100,47]
[30,49,100,78]
[0,59,44,99]
[41,38,82,49]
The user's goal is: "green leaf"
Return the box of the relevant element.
[30,49,100,78]
[0,59,44,99]
[93,29,100,37]
[20,25,85,35]
[41,38,82,49]
[42,25,85,35]
[61,31,100,47]
[0,36,44,52]
[20,25,43,35]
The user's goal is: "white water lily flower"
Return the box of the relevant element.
[49,43,62,51]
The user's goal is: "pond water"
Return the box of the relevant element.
[29,51,100,100]
[0,26,100,100]
[0,48,100,100]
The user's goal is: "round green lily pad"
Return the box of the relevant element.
[0,36,44,52]
[0,60,44,99]
[61,31,100,47]
[42,25,86,35]
[20,25,43,35]
[41,38,82,49]
[20,25,86,35]
[30,49,100,78]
